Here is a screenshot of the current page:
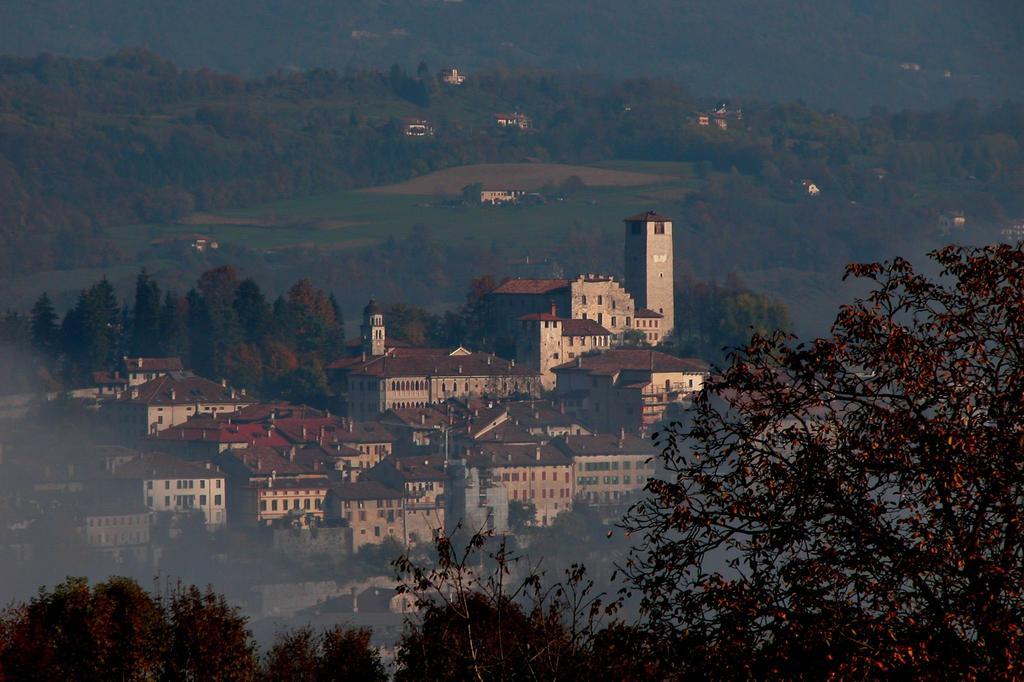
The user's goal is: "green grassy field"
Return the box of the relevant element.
[105,161,703,258]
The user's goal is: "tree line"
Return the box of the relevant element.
[24,266,345,406]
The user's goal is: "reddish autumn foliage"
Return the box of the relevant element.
[623,244,1024,678]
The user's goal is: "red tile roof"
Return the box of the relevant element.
[490,279,569,295]
[518,312,561,322]
[552,350,708,375]
[332,350,537,380]
[634,308,663,318]
[123,357,184,372]
[225,445,313,476]
[554,434,657,457]
[328,481,404,501]
[466,443,571,468]
[122,375,249,406]
[561,319,611,337]
[111,452,225,479]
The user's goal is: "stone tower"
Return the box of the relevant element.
[624,211,674,337]
[361,299,386,356]
[514,306,564,391]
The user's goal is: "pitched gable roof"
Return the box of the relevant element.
[551,350,708,375]
[490,279,569,295]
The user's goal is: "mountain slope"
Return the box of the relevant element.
[1,0,1021,113]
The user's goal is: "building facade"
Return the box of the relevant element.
[515,311,612,390]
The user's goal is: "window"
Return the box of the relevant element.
[146,481,153,490]
[200,495,207,505]
[597,295,603,305]
[581,295,588,305]
[215,495,222,506]
[164,496,170,506]
[654,222,665,234]
[200,480,206,489]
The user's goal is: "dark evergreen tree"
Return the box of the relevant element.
[130,269,162,356]
[233,278,271,344]
[29,292,59,358]
[185,288,214,377]
[158,292,189,359]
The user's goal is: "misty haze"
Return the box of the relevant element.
[0,1,1023,679]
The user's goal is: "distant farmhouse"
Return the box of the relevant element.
[938,210,966,235]
[403,118,434,137]
[441,67,466,85]
[696,102,742,130]
[480,189,527,204]
[494,112,530,129]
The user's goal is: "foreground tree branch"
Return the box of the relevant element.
[623,244,1024,678]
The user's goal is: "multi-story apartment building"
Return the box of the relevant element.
[110,452,228,528]
[247,477,330,525]
[464,443,573,527]
[554,434,658,506]
[79,501,152,564]
[552,349,707,434]
[364,456,447,545]
[103,375,253,435]
[324,481,406,551]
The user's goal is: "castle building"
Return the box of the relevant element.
[569,275,635,335]
[515,308,612,390]
[623,211,675,337]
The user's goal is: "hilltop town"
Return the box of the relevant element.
[0,210,708,637]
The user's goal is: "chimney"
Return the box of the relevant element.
[511,359,515,367]
[420,413,426,425]
[221,378,227,387]
[550,303,557,316]
[289,447,296,462]
[348,420,354,433]
[535,446,541,461]
[240,387,246,396]
[230,388,236,400]
[170,388,176,401]
[302,425,308,440]
[458,365,463,375]
[362,352,367,362]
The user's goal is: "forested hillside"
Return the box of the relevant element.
[1,1,1021,113]
[0,51,1023,334]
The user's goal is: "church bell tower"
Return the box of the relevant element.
[361,299,386,356]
